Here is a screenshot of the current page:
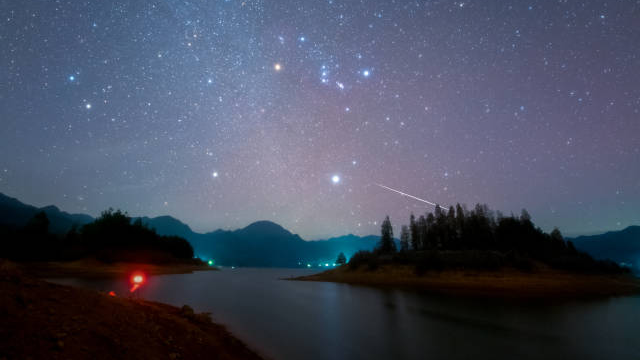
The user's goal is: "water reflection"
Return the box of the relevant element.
[52,268,640,360]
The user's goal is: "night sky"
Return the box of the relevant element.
[1,0,638,239]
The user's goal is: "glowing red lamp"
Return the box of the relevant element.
[129,272,146,293]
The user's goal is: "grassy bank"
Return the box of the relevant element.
[295,265,640,299]
[0,261,261,360]
[23,259,218,279]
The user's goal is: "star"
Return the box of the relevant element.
[332,175,340,184]
[274,63,282,71]
[85,103,92,109]
[212,171,219,178]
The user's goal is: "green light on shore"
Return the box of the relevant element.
[208,260,214,266]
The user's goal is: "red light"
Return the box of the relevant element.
[130,272,145,285]
[108,291,116,297]
[130,272,146,293]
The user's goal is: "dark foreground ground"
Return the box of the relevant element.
[296,265,640,299]
[0,261,263,360]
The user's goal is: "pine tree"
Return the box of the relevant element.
[400,225,410,252]
[377,216,396,254]
[455,203,466,248]
[409,213,419,251]
[336,252,347,265]
[424,213,434,248]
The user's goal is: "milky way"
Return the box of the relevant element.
[1,0,639,238]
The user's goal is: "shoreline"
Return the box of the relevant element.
[23,259,218,279]
[294,265,640,299]
[0,261,263,360]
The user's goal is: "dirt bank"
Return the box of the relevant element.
[295,265,640,299]
[0,261,262,360]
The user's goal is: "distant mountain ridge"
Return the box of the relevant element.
[0,192,381,267]
[0,193,93,234]
[140,217,383,267]
[571,226,640,271]
[4,192,637,269]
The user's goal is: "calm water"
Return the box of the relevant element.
[53,268,640,360]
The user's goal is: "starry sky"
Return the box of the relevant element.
[1,0,639,239]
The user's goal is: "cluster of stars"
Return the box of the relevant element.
[0,0,638,239]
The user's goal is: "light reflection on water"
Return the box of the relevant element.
[52,268,640,360]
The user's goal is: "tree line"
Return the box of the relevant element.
[349,203,626,274]
[0,209,194,264]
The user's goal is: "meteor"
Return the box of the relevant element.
[373,183,446,209]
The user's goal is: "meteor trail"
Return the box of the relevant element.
[373,183,446,209]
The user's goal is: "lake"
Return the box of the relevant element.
[52,268,640,360]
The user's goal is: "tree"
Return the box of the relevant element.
[336,252,347,265]
[409,213,419,251]
[520,209,532,223]
[400,225,410,252]
[25,211,49,235]
[455,203,466,248]
[377,216,396,254]
[424,213,434,249]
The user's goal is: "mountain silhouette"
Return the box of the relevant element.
[136,215,197,241]
[0,193,93,234]
[137,216,384,267]
[0,192,404,267]
[571,226,640,271]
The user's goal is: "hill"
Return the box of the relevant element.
[138,216,383,267]
[0,193,93,233]
[0,192,381,267]
[571,226,640,271]
[193,221,383,268]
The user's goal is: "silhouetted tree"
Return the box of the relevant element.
[409,213,419,251]
[447,206,457,249]
[400,225,410,252]
[25,211,49,235]
[424,213,434,249]
[389,202,627,274]
[336,252,347,265]
[79,208,194,263]
[377,216,396,254]
[455,203,466,247]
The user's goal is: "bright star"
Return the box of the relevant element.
[332,175,340,184]
[85,103,92,109]
[207,78,213,84]
[362,69,370,77]
[68,75,75,81]
[274,63,282,71]
[212,171,219,178]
